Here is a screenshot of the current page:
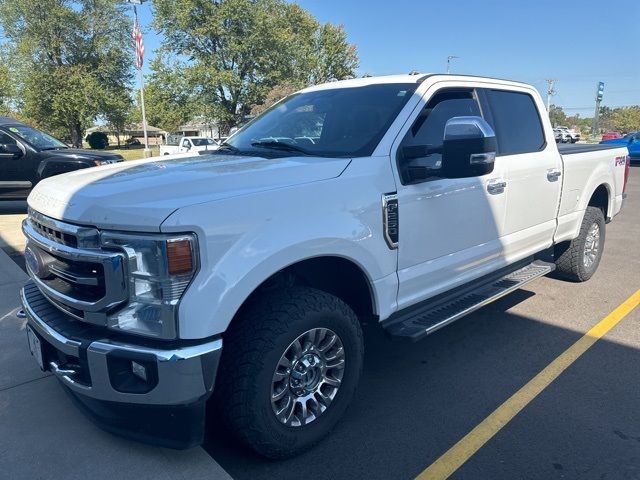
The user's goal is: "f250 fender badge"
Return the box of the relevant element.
[382,193,399,249]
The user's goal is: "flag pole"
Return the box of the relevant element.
[133,4,151,158]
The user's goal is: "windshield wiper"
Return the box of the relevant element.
[250,141,310,155]
[217,142,241,152]
[40,146,69,151]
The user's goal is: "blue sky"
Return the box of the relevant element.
[134,0,639,117]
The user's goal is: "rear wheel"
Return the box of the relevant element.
[214,287,364,458]
[554,206,606,282]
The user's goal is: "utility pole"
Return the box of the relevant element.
[591,82,605,138]
[446,55,459,74]
[545,79,556,113]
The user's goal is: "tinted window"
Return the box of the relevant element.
[485,90,545,155]
[227,83,417,157]
[5,125,67,150]
[398,90,480,178]
[0,130,17,145]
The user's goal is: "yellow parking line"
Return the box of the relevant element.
[417,289,640,480]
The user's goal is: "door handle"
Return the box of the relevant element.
[487,180,507,194]
[547,168,562,182]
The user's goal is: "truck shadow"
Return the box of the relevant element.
[203,288,640,480]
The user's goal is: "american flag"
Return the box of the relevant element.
[132,16,144,70]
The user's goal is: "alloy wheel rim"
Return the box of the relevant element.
[270,328,345,427]
[583,222,600,269]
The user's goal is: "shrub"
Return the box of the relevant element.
[86,131,109,149]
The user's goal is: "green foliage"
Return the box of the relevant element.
[0,0,134,146]
[548,105,566,127]
[611,106,640,133]
[152,0,358,131]
[86,131,109,149]
[0,63,11,116]
[142,54,193,132]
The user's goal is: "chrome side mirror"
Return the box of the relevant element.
[441,116,497,178]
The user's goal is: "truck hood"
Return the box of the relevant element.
[28,154,351,231]
[40,148,124,161]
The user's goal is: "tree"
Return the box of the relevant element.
[0,0,134,146]
[0,61,12,116]
[548,104,566,127]
[611,106,640,133]
[142,54,193,132]
[309,24,358,84]
[86,131,109,149]
[152,0,358,131]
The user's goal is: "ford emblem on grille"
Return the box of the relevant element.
[25,246,48,279]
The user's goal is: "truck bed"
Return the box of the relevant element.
[558,143,623,155]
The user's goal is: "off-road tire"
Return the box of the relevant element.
[214,287,364,458]
[554,206,606,282]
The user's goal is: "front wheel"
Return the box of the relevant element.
[214,287,364,458]
[554,206,606,282]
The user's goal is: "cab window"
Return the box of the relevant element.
[397,89,481,183]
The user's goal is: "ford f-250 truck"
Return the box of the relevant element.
[20,74,630,458]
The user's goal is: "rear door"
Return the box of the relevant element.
[480,88,562,262]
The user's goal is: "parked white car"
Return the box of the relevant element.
[22,74,630,459]
[159,135,219,155]
[557,126,581,143]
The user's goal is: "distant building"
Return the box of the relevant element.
[86,123,167,146]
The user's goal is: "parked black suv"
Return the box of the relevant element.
[0,117,123,199]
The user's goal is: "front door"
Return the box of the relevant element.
[394,87,509,310]
[0,130,32,198]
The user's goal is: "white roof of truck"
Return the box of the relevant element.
[301,73,533,92]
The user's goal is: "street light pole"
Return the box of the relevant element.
[446,55,459,74]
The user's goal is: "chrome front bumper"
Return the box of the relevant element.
[21,280,222,405]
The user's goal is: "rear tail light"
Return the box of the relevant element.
[623,155,630,194]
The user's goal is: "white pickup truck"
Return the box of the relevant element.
[159,135,218,155]
[21,74,630,458]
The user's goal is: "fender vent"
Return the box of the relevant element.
[383,193,398,249]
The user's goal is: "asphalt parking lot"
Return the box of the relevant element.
[204,165,640,480]
[1,167,639,480]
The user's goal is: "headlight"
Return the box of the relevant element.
[101,232,199,339]
[94,159,120,166]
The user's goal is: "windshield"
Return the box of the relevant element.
[6,125,68,150]
[226,83,418,157]
[191,138,216,146]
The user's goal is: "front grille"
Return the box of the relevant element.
[40,250,106,302]
[30,217,78,248]
[23,211,127,325]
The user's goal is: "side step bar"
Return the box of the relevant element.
[383,260,555,341]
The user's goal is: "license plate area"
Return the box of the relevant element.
[27,326,46,371]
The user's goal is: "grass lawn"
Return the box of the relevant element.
[110,146,161,161]
[82,144,161,161]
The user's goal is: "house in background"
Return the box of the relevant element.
[86,123,167,146]
[176,119,222,139]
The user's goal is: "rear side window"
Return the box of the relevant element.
[485,89,545,155]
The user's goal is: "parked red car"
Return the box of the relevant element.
[601,131,622,141]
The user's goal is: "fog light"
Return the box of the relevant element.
[131,361,148,381]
